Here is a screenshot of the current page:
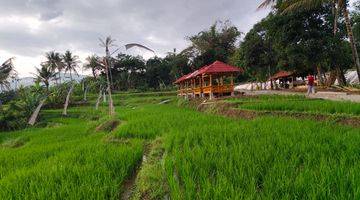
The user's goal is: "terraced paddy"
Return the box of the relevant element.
[1,92,359,199]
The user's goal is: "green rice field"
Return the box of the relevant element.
[1,92,360,199]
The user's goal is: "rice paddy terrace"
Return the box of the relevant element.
[1,92,360,199]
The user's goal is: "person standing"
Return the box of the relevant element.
[307,74,315,95]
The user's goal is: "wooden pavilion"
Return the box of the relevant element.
[174,61,243,99]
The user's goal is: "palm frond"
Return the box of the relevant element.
[258,0,276,9]
[0,58,15,88]
[281,0,331,14]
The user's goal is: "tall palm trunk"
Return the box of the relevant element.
[95,87,103,110]
[58,71,62,85]
[326,70,337,86]
[92,68,96,78]
[328,3,347,86]
[83,86,88,102]
[343,7,360,81]
[109,61,114,90]
[63,83,74,116]
[316,65,324,86]
[105,59,115,115]
[28,98,47,125]
[333,0,339,35]
[105,45,115,115]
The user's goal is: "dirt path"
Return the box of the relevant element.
[120,143,150,200]
[240,90,360,103]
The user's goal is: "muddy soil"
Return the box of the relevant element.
[120,143,151,200]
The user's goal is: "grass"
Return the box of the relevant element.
[0,107,143,199]
[227,95,360,115]
[1,91,360,199]
[113,103,360,199]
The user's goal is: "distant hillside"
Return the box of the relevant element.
[7,73,88,90]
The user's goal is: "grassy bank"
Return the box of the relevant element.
[227,95,360,115]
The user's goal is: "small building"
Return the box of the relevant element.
[174,61,243,99]
[269,70,296,89]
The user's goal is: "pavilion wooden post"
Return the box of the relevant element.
[201,75,204,98]
[209,74,213,100]
[184,81,188,99]
[218,76,221,96]
[191,79,194,98]
[230,74,234,96]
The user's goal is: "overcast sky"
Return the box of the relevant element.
[0,0,270,77]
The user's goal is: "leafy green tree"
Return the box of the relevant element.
[182,21,241,69]
[259,0,360,83]
[351,1,360,51]
[145,57,172,89]
[112,54,146,90]
[231,16,276,82]
[235,3,352,86]
[164,53,192,80]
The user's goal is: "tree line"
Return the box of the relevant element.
[1,0,360,130]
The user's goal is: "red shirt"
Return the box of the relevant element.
[307,75,314,86]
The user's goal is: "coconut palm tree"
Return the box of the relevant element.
[99,36,116,115]
[45,51,63,84]
[28,64,56,126]
[33,64,57,90]
[0,58,14,91]
[83,55,102,78]
[259,0,360,82]
[61,51,80,116]
[62,50,80,81]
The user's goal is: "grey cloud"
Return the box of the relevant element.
[0,0,270,75]
[40,10,63,20]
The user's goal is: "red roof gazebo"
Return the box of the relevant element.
[174,61,243,99]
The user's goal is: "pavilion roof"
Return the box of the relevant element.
[269,70,294,80]
[199,61,243,74]
[174,61,243,84]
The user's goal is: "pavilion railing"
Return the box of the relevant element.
[202,84,234,94]
[178,84,234,96]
